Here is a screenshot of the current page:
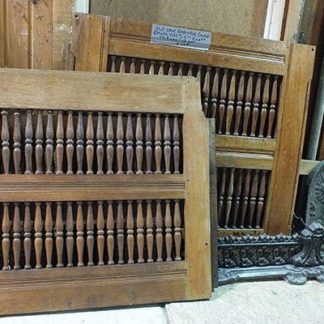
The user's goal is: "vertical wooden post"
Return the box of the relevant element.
[265,44,315,234]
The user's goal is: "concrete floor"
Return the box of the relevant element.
[2,281,324,324]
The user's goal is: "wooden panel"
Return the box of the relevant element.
[0,69,185,113]
[265,44,315,234]
[31,0,53,69]
[0,0,72,70]
[69,14,315,235]
[0,70,211,314]
[5,0,30,68]
[0,0,4,67]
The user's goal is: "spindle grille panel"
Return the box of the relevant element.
[108,56,281,139]
[0,69,210,314]
[69,15,315,234]
[217,168,270,229]
[0,200,185,270]
[1,110,183,175]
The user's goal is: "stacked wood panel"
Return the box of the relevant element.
[0,69,211,314]
[69,15,315,235]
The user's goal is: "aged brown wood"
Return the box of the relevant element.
[69,15,315,234]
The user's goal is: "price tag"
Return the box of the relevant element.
[151,24,211,51]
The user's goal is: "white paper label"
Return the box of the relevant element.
[151,24,211,51]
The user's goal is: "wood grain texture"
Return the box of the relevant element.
[0,69,185,113]
[0,70,211,314]
[265,44,315,234]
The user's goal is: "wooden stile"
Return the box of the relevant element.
[68,14,315,234]
[0,69,211,314]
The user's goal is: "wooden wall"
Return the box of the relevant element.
[89,0,268,38]
[0,0,73,69]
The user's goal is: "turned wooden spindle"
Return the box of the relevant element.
[135,113,144,174]
[163,115,171,174]
[140,59,146,74]
[146,200,154,263]
[218,69,228,134]
[127,200,134,263]
[76,112,84,174]
[96,112,104,174]
[187,64,193,76]
[218,168,226,227]
[251,73,262,137]
[259,75,270,138]
[233,71,245,136]
[255,171,267,228]
[158,61,165,75]
[34,202,43,269]
[55,202,64,267]
[202,66,211,115]
[66,111,74,175]
[126,113,134,174]
[248,170,259,228]
[45,111,54,174]
[156,200,163,262]
[174,200,182,261]
[110,55,116,72]
[120,57,126,73]
[66,202,74,267]
[56,111,64,174]
[196,65,202,83]
[87,202,94,265]
[240,169,252,228]
[13,203,21,270]
[267,75,278,138]
[13,112,21,174]
[145,114,153,174]
[211,68,220,119]
[177,63,183,76]
[154,114,162,174]
[149,60,155,74]
[2,202,10,270]
[224,168,235,228]
[225,70,236,135]
[24,203,32,269]
[25,110,33,174]
[165,200,173,261]
[116,113,124,174]
[45,202,53,268]
[86,112,94,174]
[35,111,44,174]
[1,111,10,174]
[232,169,243,228]
[242,72,253,136]
[173,115,180,174]
[76,202,84,266]
[107,201,115,264]
[130,57,136,73]
[137,200,144,263]
[168,62,174,76]
[106,113,114,174]
[117,201,124,264]
[97,201,104,265]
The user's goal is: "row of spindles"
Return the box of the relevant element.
[1,111,182,175]
[0,200,183,270]
[109,55,280,138]
[217,168,270,229]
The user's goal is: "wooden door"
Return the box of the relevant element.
[69,14,315,235]
[0,69,211,315]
